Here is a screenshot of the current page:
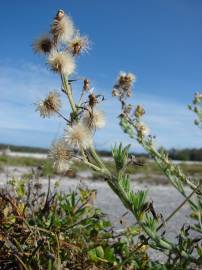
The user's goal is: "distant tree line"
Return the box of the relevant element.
[167,148,202,161]
[0,144,48,154]
[1,144,202,161]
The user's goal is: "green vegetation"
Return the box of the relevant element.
[1,155,202,184]
[0,178,156,270]
[0,155,45,167]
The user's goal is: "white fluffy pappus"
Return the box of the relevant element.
[82,110,106,129]
[36,90,61,118]
[64,123,93,149]
[51,10,75,44]
[68,32,90,56]
[48,50,76,75]
[33,35,53,54]
[48,138,72,172]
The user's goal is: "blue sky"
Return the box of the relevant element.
[0,0,202,151]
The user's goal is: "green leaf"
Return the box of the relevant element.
[96,246,105,259]
[88,249,99,262]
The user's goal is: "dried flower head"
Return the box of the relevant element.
[83,79,91,91]
[48,50,75,75]
[118,72,136,92]
[136,122,149,137]
[36,90,61,118]
[68,32,90,56]
[82,110,106,129]
[135,105,145,118]
[48,139,72,172]
[64,123,93,149]
[88,93,98,108]
[51,9,74,44]
[113,72,136,99]
[33,35,53,54]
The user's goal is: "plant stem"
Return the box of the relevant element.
[54,109,70,123]
[159,183,201,229]
[119,183,201,266]
[83,160,103,172]
[89,145,107,171]
[60,74,108,175]
[61,74,77,113]
[78,90,85,107]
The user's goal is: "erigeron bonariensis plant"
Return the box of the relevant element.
[34,9,202,268]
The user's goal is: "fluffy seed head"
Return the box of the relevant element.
[64,123,93,149]
[82,110,106,129]
[51,10,75,44]
[36,90,61,118]
[48,139,72,172]
[68,32,90,56]
[33,35,53,54]
[48,50,76,75]
[113,71,136,99]
[118,72,136,91]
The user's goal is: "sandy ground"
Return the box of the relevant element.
[0,166,193,234]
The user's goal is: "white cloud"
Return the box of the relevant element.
[0,61,202,150]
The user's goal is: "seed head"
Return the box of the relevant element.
[68,32,90,56]
[113,71,136,99]
[36,90,61,118]
[48,50,76,75]
[118,72,136,91]
[88,93,98,108]
[55,9,65,20]
[33,35,53,54]
[51,10,75,44]
[82,110,106,129]
[64,123,93,149]
[83,79,91,91]
[48,139,72,172]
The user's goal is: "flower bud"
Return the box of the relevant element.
[134,105,145,118]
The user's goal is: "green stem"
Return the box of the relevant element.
[80,148,88,162]
[61,74,77,113]
[161,183,201,228]
[83,160,103,172]
[80,147,105,172]
[78,90,85,107]
[115,180,200,267]
[139,137,199,209]
[89,145,107,170]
